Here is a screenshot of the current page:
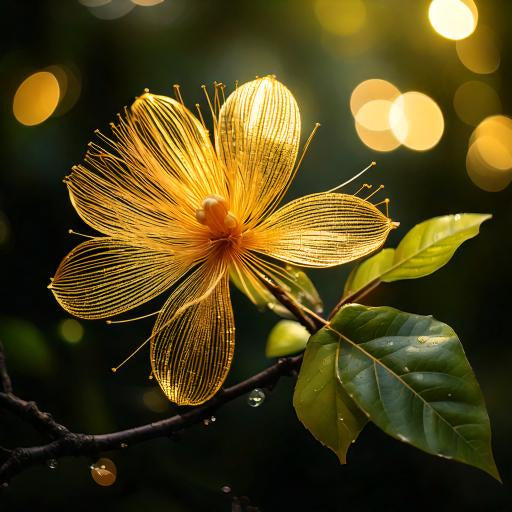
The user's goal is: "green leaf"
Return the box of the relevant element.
[331,304,500,480]
[230,264,323,318]
[293,326,367,463]
[266,320,310,357]
[344,214,491,296]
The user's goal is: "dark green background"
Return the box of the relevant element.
[1,0,511,510]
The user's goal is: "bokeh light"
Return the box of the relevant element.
[58,318,84,344]
[355,121,401,152]
[350,79,400,116]
[90,458,117,487]
[428,0,478,40]
[87,0,135,19]
[350,79,401,152]
[46,65,82,116]
[466,116,512,192]
[453,80,501,126]
[314,0,367,36]
[456,25,500,74]
[13,71,60,126]
[390,92,444,151]
[132,0,164,5]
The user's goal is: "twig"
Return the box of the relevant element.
[0,283,321,485]
[0,354,302,483]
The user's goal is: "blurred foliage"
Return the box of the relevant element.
[1,0,512,510]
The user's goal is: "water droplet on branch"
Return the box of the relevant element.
[47,459,58,470]
[247,388,266,408]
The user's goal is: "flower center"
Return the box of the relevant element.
[195,194,240,238]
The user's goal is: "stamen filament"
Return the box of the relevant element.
[353,183,372,197]
[365,184,384,201]
[106,310,161,325]
[173,84,184,105]
[294,123,321,176]
[68,229,95,239]
[111,338,150,373]
[325,161,376,194]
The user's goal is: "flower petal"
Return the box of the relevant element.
[67,93,225,242]
[247,193,394,267]
[151,262,234,406]
[216,76,301,226]
[51,238,186,319]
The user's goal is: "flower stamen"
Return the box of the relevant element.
[195,194,240,237]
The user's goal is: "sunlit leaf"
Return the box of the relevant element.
[331,304,500,480]
[344,214,491,296]
[293,325,367,463]
[266,320,310,357]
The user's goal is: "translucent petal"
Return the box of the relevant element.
[150,262,234,405]
[247,193,393,267]
[51,238,186,319]
[67,93,225,243]
[216,76,301,226]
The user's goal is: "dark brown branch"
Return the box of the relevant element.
[260,276,324,332]
[0,284,322,485]
[0,354,302,483]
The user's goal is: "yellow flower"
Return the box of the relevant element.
[50,76,395,405]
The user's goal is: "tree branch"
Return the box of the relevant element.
[0,284,323,485]
[0,354,302,483]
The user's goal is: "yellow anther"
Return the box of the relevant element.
[195,208,206,224]
[196,194,239,237]
[224,213,238,230]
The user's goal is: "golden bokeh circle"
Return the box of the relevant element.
[13,71,60,126]
[456,25,500,74]
[428,0,478,40]
[390,92,444,151]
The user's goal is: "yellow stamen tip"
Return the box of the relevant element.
[391,221,400,229]
[111,368,117,373]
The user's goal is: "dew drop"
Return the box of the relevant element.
[120,442,128,448]
[47,459,58,470]
[403,366,410,372]
[454,214,461,221]
[448,393,452,398]
[221,485,232,494]
[90,458,117,487]
[203,415,216,426]
[247,388,266,408]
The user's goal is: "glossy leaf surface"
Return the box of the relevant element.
[344,214,491,296]
[293,325,367,463]
[331,304,500,480]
